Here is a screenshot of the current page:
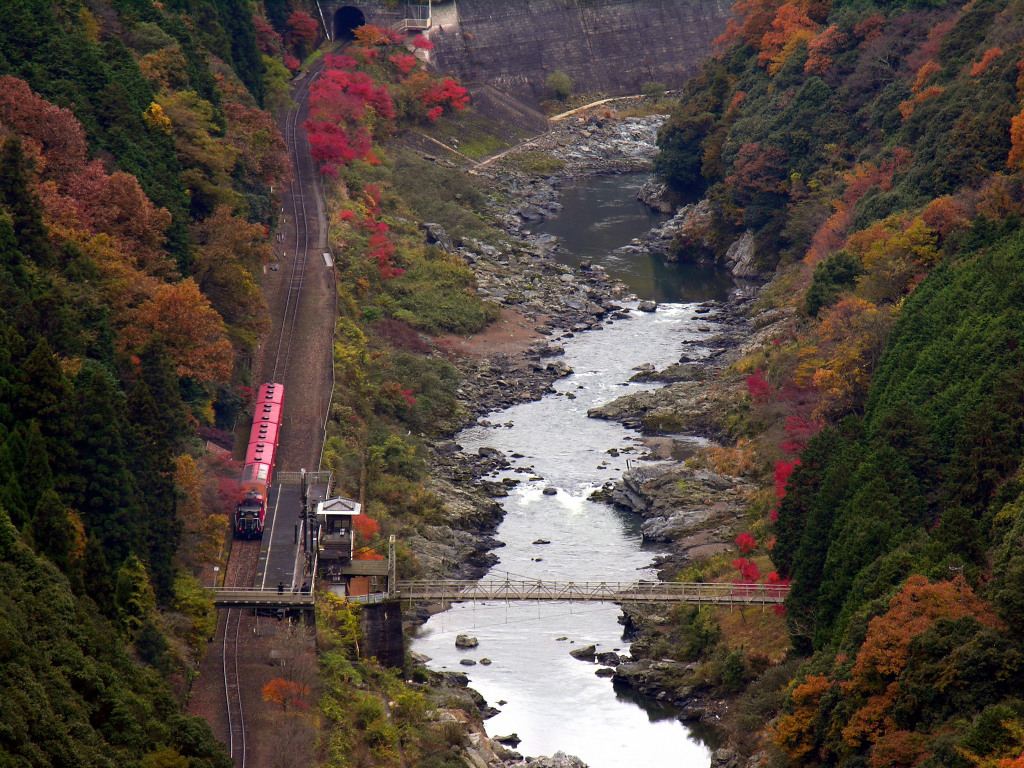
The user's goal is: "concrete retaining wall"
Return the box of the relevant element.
[360,601,404,667]
[321,0,733,104]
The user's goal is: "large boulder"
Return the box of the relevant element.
[455,634,479,649]
[639,509,715,542]
[637,177,679,214]
[724,231,761,279]
[569,644,597,661]
[423,222,455,253]
[523,753,589,768]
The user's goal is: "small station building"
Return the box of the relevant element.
[315,496,389,598]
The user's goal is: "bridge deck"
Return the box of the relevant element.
[395,579,788,605]
[212,588,314,608]
[211,580,788,608]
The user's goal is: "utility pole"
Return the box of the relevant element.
[300,468,309,572]
[388,535,396,599]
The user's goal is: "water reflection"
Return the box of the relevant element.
[611,683,725,749]
[532,173,734,303]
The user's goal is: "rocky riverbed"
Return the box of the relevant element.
[403,111,785,768]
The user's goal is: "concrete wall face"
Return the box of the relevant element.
[360,601,404,667]
[320,0,733,104]
[430,0,734,103]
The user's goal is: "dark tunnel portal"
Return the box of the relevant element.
[334,6,366,41]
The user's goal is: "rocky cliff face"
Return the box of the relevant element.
[335,0,733,104]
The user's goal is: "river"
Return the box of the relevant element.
[412,172,732,767]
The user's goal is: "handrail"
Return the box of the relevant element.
[209,580,788,606]
[394,579,788,604]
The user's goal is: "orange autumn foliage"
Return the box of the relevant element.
[904,18,956,75]
[842,576,1001,742]
[803,150,912,267]
[772,675,834,761]
[911,60,941,95]
[809,297,895,418]
[805,24,847,74]
[804,201,853,267]
[837,577,1002,766]
[971,47,1004,76]
[921,195,970,239]
[122,279,233,385]
[853,13,884,44]
[262,678,310,711]
[758,2,820,75]
[974,174,1024,220]
[867,729,928,768]
[899,85,944,121]
[1007,108,1024,171]
[714,0,784,52]
[353,546,384,561]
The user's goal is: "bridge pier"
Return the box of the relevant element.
[360,601,404,667]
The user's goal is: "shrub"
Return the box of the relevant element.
[545,70,574,101]
[804,249,863,317]
[642,80,667,98]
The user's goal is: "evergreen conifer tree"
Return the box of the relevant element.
[33,488,74,571]
[70,362,141,562]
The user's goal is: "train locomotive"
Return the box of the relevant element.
[234,382,284,539]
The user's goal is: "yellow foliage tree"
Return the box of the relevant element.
[810,297,895,419]
[143,102,173,134]
[847,215,938,304]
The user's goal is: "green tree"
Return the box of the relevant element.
[70,363,141,562]
[32,488,74,571]
[14,339,74,472]
[652,112,715,195]
[545,70,574,101]
[115,553,157,638]
[0,136,53,267]
[805,250,863,317]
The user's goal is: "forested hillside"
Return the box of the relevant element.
[0,0,305,763]
[652,0,1024,764]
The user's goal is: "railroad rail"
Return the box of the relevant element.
[217,59,326,767]
[221,539,260,767]
[395,579,789,605]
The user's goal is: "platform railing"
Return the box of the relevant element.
[276,470,332,486]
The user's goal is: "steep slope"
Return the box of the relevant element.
[647,1,1024,764]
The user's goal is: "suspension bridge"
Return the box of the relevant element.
[211,578,787,608]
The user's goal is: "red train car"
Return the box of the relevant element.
[234,382,285,539]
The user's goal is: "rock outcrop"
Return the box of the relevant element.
[724,231,761,280]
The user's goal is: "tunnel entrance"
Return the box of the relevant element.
[333,6,366,41]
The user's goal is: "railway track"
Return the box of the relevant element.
[221,539,260,766]
[271,62,323,383]
[219,59,327,767]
